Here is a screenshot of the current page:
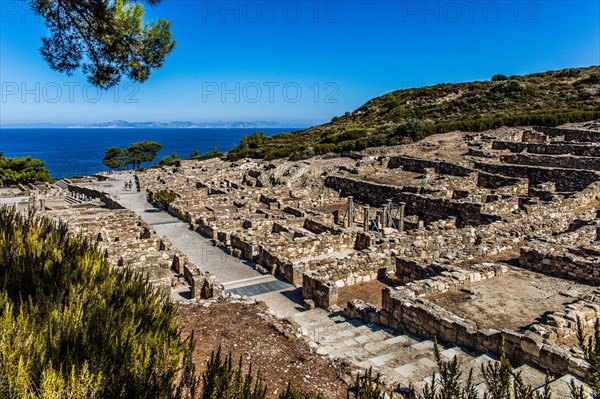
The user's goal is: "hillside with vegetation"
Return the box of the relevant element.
[228,66,600,161]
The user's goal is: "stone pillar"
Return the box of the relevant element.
[363,205,370,233]
[418,219,425,229]
[347,196,354,228]
[333,210,340,225]
[398,202,406,232]
[384,199,392,228]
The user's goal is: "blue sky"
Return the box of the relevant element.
[0,0,598,126]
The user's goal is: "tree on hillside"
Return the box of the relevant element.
[0,155,52,186]
[103,146,127,170]
[29,0,175,88]
[125,141,163,169]
[102,141,162,170]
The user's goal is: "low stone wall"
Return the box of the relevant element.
[476,172,529,195]
[191,273,224,299]
[395,257,445,283]
[377,289,587,377]
[474,162,600,192]
[533,126,600,143]
[500,154,600,171]
[492,141,600,157]
[67,184,125,209]
[520,242,600,284]
[230,234,257,260]
[324,175,500,227]
[345,282,588,378]
[387,155,474,176]
[303,218,343,235]
[302,272,338,308]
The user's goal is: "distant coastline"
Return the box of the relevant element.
[0,127,300,179]
[1,120,311,129]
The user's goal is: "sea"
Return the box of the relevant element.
[0,128,298,179]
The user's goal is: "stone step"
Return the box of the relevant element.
[514,364,550,390]
[292,310,588,395]
[65,196,82,205]
[535,374,591,398]
[225,278,292,296]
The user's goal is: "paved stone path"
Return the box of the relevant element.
[83,175,301,310]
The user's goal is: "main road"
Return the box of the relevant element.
[83,174,303,316]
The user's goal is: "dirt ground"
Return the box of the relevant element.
[428,267,594,331]
[337,280,391,310]
[177,298,349,398]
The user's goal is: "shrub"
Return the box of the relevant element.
[0,155,53,186]
[190,148,223,161]
[160,152,180,166]
[492,74,509,81]
[395,118,427,141]
[264,147,295,160]
[148,189,177,209]
[576,318,600,397]
[584,72,600,84]
[491,80,525,94]
[0,208,182,398]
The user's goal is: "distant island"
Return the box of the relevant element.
[1,120,308,129]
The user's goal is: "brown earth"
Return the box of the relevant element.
[337,280,391,310]
[177,298,349,398]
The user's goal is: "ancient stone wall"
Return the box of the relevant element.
[533,126,600,143]
[492,141,600,157]
[476,172,529,195]
[474,162,599,192]
[500,154,600,171]
[387,156,474,176]
[67,183,125,210]
[324,175,499,226]
[377,289,586,377]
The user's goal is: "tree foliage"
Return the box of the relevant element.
[102,141,163,170]
[31,0,175,88]
[160,152,180,166]
[0,207,181,398]
[577,318,600,398]
[102,146,127,170]
[225,66,600,161]
[0,155,52,186]
[190,148,223,161]
[418,338,587,399]
[148,189,176,209]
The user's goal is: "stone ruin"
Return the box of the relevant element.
[42,202,223,300]
[136,122,600,383]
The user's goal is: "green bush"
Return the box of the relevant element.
[395,118,427,141]
[160,152,180,166]
[492,74,509,81]
[264,147,295,160]
[190,148,223,161]
[0,208,181,398]
[148,189,177,209]
[0,155,53,186]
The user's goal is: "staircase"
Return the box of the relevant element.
[292,309,587,395]
[55,179,69,190]
[64,196,82,205]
